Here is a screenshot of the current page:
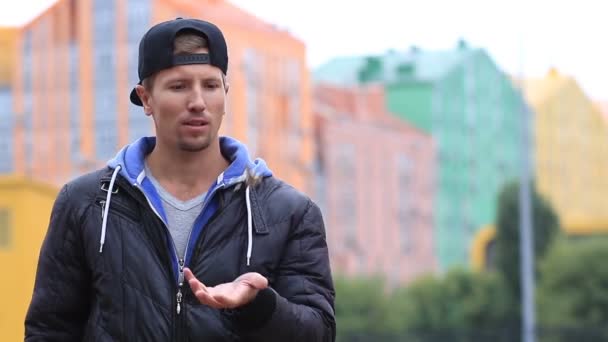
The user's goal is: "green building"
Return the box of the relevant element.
[315,42,525,269]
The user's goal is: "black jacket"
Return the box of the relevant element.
[25,167,335,341]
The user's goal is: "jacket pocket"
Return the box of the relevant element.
[96,196,140,224]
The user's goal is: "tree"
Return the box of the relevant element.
[333,274,396,341]
[392,268,513,341]
[537,237,608,341]
[494,180,560,308]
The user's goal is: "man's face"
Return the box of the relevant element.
[137,48,228,153]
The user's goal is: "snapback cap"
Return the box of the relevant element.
[129,17,229,106]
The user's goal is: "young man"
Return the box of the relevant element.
[25,17,335,341]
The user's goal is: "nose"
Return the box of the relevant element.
[187,85,206,113]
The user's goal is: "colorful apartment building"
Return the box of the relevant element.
[313,84,437,284]
[0,27,17,174]
[471,71,608,271]
[0,177,58,341]
[523,69,608,232]
[314,42,525,269]
[595,101,608,123]
[11,0,313,192]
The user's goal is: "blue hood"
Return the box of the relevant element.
[107,136,272,186]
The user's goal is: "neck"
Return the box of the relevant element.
[146,138,229,201]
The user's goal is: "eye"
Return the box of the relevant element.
[204,82,221,90]
[169,83,186,90]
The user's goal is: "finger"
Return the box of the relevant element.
[210,292,233,308]
[183,268,206,293]
[194,288,224,309]
[183,268,196,282]
[183,270,224,308]
[237,272,268,290]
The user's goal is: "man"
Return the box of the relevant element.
[25,17,335,341]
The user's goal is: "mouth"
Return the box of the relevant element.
[183,119,209,127]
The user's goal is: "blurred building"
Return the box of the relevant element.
[0,176,58,341]
[595,101,608,123]
[314,42,524,270]
[522,69,608,233]
[313,84,437,284]
[11,0,313,192]
[0,27,17,174]
[472,71,608,271]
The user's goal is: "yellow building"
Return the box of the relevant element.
[0,176,58,341]
[472,71,608,270]
[524,69,608,233]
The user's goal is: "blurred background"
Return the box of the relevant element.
[1,0,607,341]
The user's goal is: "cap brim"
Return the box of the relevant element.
[130,86,143,106]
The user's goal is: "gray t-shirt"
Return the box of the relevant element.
[145,164,206,259]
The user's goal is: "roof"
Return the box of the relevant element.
[313,44,477,86]
[169,0,303,43]
[518,68,574,107]
[313,83,432,138]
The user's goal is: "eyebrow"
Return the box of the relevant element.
[164,75,222,84]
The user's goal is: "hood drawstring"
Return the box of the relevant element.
[99,166,121,253]
[245,185,253,266]
[244,168,262,266]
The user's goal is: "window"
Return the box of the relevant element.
[397,153,412,253]
[0,88,13,172]
[0,208,11,249]
[126,1,152,143]
[285,59,301,157]
[335,143,356,248]
[22,30,33,173]
[69,42,81,164]
[93,0,118,160]
[243,49,262,157]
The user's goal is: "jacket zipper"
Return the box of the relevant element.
[176,258,184,314]
[134,182,227,339]
[133,185,185,310]
[98,178,180,339]
[131,185,187,342]
[131,179,230,341]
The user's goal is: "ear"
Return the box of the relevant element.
[135,85,153,115]
[223,82,229,115]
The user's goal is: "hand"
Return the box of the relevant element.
[183,268,268,309]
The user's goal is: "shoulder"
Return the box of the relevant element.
[256,176,321,224]
[63,167,110,198]
[52,167,111,218]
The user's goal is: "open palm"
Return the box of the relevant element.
[183,268,268,309]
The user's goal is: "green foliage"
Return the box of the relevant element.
[333,274,394,341]
[334,269,512,341]
[538,237,608,332]
[332,180,608,341]
[495,180,560,303]
[395,268,511,333]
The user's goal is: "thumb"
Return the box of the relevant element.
[236,272,268,290]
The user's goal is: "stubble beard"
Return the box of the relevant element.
[178,138,212,152]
